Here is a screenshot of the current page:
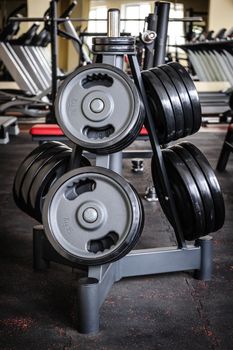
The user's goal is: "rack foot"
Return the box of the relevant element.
[194,236,213,281]
[77,277,100,334]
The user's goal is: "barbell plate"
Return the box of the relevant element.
[13,141,67,200]
[92,44,135,52]
[163,149,206,240]
[159,64,193,137]
[181,141,225,231]
[171,144,216,234]
[151,149,206,240]
[168,62,201,134]
[29,154,90,222]
[93,36,135,45]
[42,166,144,265]
[21,145,69,209]
[55,63,143,154]
[141,70,176,143]
[151,67,185,140]
[29,150,71,222]
[13,142,69,217]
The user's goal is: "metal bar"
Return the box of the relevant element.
[153,1,170,67]
[9,17,203,22]
[107,9,120,37]
[143,13,158,70]
[63,20,91,63]
[119,246,201,278]
[50,0,58,122]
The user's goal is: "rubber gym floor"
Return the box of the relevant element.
[0,126,232,350]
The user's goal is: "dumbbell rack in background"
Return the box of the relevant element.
[33,2,213,334]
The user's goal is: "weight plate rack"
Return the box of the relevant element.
[13,3,225,335]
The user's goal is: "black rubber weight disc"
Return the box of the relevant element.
[141,70,176,143]
[21,145,70,211]
[151,67,184,140]
[158,64,193,136]
[151,155,172,224]
[13,142,69,216]
[168,62,201,134]
[13,141,66,200]
[171,144,216,234]
[29,150,72,222]
[93,36,135,45]
[161,149,206,240]
[29,154,90,222]
[181,141,225,231]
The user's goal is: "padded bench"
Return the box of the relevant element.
[0,116,19,144]
[30,124,152,159]
[30,124,149,141]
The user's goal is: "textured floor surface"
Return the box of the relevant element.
[0,127,232,350]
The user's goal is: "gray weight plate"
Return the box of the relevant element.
[55,63,143,154]
[42,166,144,266]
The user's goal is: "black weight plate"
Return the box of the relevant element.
[151,67,184,139]
[181,141,225,231]
[29,150,71,222]
[163,149,206,239]
[103,105,145,154]
[13,141,66,200]
[151,149,206,240]
[151,156,172,223]
[29,154,90,222]
[171,144,215,234]
[159,64,193,136]
[142,70,176,143]
[168,62,201,134]
[93,36,135,45]
[92,44,135,52]
[13,142,69,216]
[21,145,69,211]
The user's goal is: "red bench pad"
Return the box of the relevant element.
[30,124,148,136]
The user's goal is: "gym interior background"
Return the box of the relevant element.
[0,0,232,349]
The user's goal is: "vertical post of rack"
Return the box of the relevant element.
[48,0,58,123]
[153,1,170,66]
[143,11,158,69]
